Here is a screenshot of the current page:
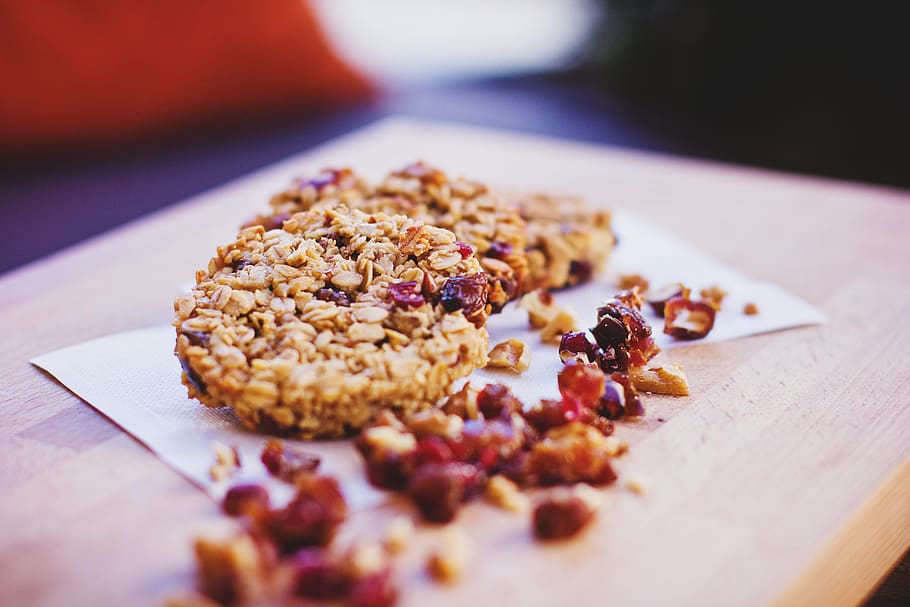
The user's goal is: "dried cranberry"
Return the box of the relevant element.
[458,418,523,468]
[316,287,353,307]
[476,383,521,419]
[568,260,594,285]
[388,281,425,309]
[455,241,474,258]
[663,295,717,340]
[487,241,512,259]
[406,462,480,523]
[261,439,321,482]
[349,568,398,607]
[522,396,589,433]
[598,381,627,420]
[297,168,349,191]
[414,436,455,466]
[591,313,628,350]
[558,330,600,364]
[292,548,349,599]
[265,476,348,551]
[557,360,606,407]
[439,273,488,317]
[222,484,270,517]
[533,495,595,540]
[363,451,414,491]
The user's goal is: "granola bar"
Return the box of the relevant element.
[260,162,529,313]
[174,206,490,438]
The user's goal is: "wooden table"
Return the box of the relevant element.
[1,118,908,607]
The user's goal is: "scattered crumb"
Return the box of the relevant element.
[486,338,531,373]
[541,307,578,343]
[382,516,415,555]
[344,541,386,578]
[743,302,760,315]
[625,477,648,496]
[618,273,650,292]
[699,285,727,310]
[518,288,557,329]
[630,362,690,396]
[209,442,241,481]
[603,436,629,457]
[428,526,472,583]
[484,475,529,513]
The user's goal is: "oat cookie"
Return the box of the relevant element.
[261,162,529,312]
[511,192,615,291]
[174,206,490,438]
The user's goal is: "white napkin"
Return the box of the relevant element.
[31,209,824,504]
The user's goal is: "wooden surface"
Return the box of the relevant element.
[1,118,909,607]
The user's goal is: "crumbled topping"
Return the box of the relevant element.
[486,338,531,373]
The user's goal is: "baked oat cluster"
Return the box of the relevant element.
[174,205,490,438]
[511,191,616,290]
[259,162,529,312]
[257,161,617,303]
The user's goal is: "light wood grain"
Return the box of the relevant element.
[1,118,908,607]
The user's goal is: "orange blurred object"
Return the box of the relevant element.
[0,0,373,151]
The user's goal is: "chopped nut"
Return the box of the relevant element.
[625,477,647,496]
[407,409,464,440]
[541,307,578,343]
[260,439,321,482]
[382,516,415,555]
[630,362,690,396]
[362,425,418,455]
[486,338,531,373]
[743,302,759,315]
[647,283,689,318]
[193,531,274,605]
[664,296,716,340]
[617,273,650,292]
[443,383,480,420]
[699,285,727,309]
[485,475,529,512]
[209,442,241,482]
[518,288,557,328]
[428,526,472,583]
[344,541,387,579]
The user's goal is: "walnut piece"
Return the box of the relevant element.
[541,308,578,344]
[484,474,529,513]
[486,338,531,373]
[617,273,650,292]
[630,362,690,396]
[518,288,556,329]
[428,526,472,583]
[209,442,241,482]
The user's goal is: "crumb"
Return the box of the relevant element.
[428,526,472,583]
[484,475,529,513]
[486,338,531,373]
[743,302,759,315]
[209,442,241,482]
[382,516,415,555]
[518,288,558,329]
[630,362,690,396]
[699,285,727,309]
[625,477,647,496]
[541,307,578,343]
[618,273,650,292]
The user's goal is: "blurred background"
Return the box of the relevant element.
[1,0,908,278]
